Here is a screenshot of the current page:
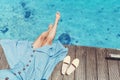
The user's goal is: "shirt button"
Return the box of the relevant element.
[18,71,21,74]
[26,64,29,67]
[23,68,26,71]
[29,60,31,62]
[31,55,33,57]
[5,77,9,80]
[13,73,16,75]
[33,50,35,52]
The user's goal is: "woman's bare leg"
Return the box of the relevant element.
[32,24,53,48]
[41,12,60,46]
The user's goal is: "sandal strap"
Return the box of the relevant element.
[72,63,77,68]
[63,62,69,65]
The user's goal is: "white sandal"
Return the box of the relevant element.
[66,58,79,75]
[61,55,71,75]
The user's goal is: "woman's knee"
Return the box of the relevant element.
[47,36,54,42]
[46,38,53,44]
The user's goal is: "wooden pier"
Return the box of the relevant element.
[0,45,120,80]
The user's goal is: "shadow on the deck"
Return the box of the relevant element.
[0,45,120,80]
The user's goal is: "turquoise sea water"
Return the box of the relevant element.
[0,0,120,49]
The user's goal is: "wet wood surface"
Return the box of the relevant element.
[0,45,120,80]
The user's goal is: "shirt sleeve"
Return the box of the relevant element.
[0,39,30,68]
[41,40,68,79]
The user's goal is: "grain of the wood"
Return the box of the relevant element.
[106,49,120,80]
[75,46,86,80]
[1,45,120,80]
[0,46,3,61]
[0,45,9,69]
[117,50,120,77]
[96,48,109,80]
[86,47,97,80]
[113,49,120,77]
[48,74,52,80]
[51,62,63,80]
[110,49,120,77]
[63,46,76,80]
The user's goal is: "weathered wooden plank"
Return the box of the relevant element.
[96,48,108,80]
[117,50,120,77]
[0,45,9,69]
[86,47,97,80]
[106,49,120,80]
[0,46,3,61]
[1,44,120,80]
[51,62,63,80]
[63,46,75,80]
[50,45,69,80]
[111,49,120,77]
[75,46,86,80]
[48,74,52,80]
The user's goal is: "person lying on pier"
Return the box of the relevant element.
[0,12,79,80]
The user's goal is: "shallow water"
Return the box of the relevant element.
[0,0,120,49]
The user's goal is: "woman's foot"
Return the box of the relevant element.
[56,11,60,21]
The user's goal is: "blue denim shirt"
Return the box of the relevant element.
[0,39,68,80]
